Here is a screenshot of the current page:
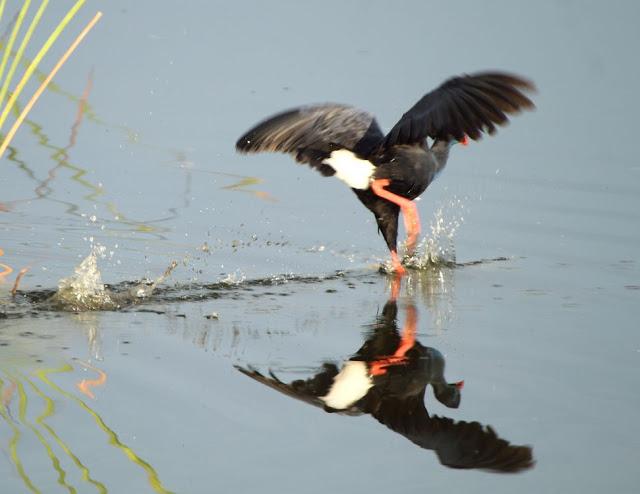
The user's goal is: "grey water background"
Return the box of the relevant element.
[1,0,639,492]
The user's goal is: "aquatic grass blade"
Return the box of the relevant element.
[0,0,31,90]
[0,0,50,107]
[0,10,101,159]
[0,1,7,35]
[0,0,85,134]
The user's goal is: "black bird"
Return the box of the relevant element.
[236,72,535,274]
[236,298,534,472]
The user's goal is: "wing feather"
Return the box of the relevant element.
[235,364,342,411]
[372,395,535,473]
[384,72,535,147]
[236,104,384,171]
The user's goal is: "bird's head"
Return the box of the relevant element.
[433,380,464,409]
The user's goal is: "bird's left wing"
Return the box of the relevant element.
[372,393,534,473]
[235,365,330,410]
[236,104,384,174]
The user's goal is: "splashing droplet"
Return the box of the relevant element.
[404,197,466,270]
[220,271,246,285]
[51,245,117,311]
[48,246,178,311]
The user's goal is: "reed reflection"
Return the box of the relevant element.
[0,315,173,494]
[237,277,534,473]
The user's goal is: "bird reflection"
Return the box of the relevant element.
[237,278,534,473]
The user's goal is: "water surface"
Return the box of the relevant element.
[1,1,639,493]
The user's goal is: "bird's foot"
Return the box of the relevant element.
[370,355,409,376]
[371,178,391,189]
[390,250,406,276]
[370,321,415,376]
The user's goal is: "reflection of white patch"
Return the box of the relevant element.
[321,361,372,410]
[323,150,375,190]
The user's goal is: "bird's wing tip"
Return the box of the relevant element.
[235,137,252,152]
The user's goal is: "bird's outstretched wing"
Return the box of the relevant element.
[235,365,334,411]
[236,104,384,175]
[372,393,534,473]
[384,72,535,147]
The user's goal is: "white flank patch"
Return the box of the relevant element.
[320,361,373,410]
[323,149,375,190]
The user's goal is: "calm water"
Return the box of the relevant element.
[1,1,640,492]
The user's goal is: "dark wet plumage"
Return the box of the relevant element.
[236,72,535,256]
[236,299,534,473]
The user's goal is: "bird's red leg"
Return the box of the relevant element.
[390,250,406,276]
[371,179,421,256]
[394,304,417,358]
[370,304,417,376]
[389,275,401,302]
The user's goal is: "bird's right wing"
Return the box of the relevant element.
[384,72,535,147]
[236,104,384,175]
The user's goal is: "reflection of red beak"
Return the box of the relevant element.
[455,380,465,390]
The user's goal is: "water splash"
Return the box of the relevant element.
[220,270,247,286]
[131,260,179,298]
[47,245,178,311]
[405,197,466,270]
[50,245,117,311]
